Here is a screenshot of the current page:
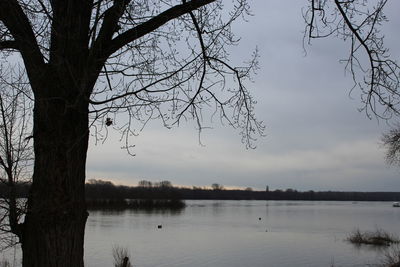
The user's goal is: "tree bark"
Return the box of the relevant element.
[21,81,90,267]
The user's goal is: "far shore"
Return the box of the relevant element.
[2,179,400,202]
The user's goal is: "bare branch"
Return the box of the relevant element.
[0,0,45,75]
[87,0,262,149]
[305,0,400,120]
[105,0,215,58]
[92,0,131,50]
[0,67,33,245]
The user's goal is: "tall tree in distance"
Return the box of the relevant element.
[0,1,261,266]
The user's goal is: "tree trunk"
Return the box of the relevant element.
[21,89,89,267]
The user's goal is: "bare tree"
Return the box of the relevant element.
[0,0,397,266]
[382,125,400,166]
[211,183,223,190]
[305,0,400,119]
[138,180,152,188]
[155,180,172,188]
[0,67,33,250]
[0,1,262,266]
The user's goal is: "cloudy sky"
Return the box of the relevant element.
[86,1,400,191]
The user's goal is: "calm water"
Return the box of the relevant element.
[85,200,400,267]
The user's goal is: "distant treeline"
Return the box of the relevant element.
[84,180,400,202]
[179,188,400,201]
[84,179,400,202]
[1,179,400,203]
[85,179,185,209]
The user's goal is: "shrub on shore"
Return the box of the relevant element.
[347,228,399,246]
[113,246,132,267]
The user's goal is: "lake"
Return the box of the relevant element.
[85,200,400,267]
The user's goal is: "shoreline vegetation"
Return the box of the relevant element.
[85,179,186,210]
[85,180,400,202]
[1,179,400,210]
[347,228,400,247]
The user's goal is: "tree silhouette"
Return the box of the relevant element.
[0,1,261,266]
[0,0,398,266]
[138,180,152,188]
[0,68,32,251]
[305,0,399,119]
[211,183,224,190]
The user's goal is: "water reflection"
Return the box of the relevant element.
[84,201,400,267]
[88,206,185,216]
[2,200,398,267]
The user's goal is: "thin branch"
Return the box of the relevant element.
[0,0,45,74]
[105,0,215,58]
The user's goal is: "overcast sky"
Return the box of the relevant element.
[86,1,400,191]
